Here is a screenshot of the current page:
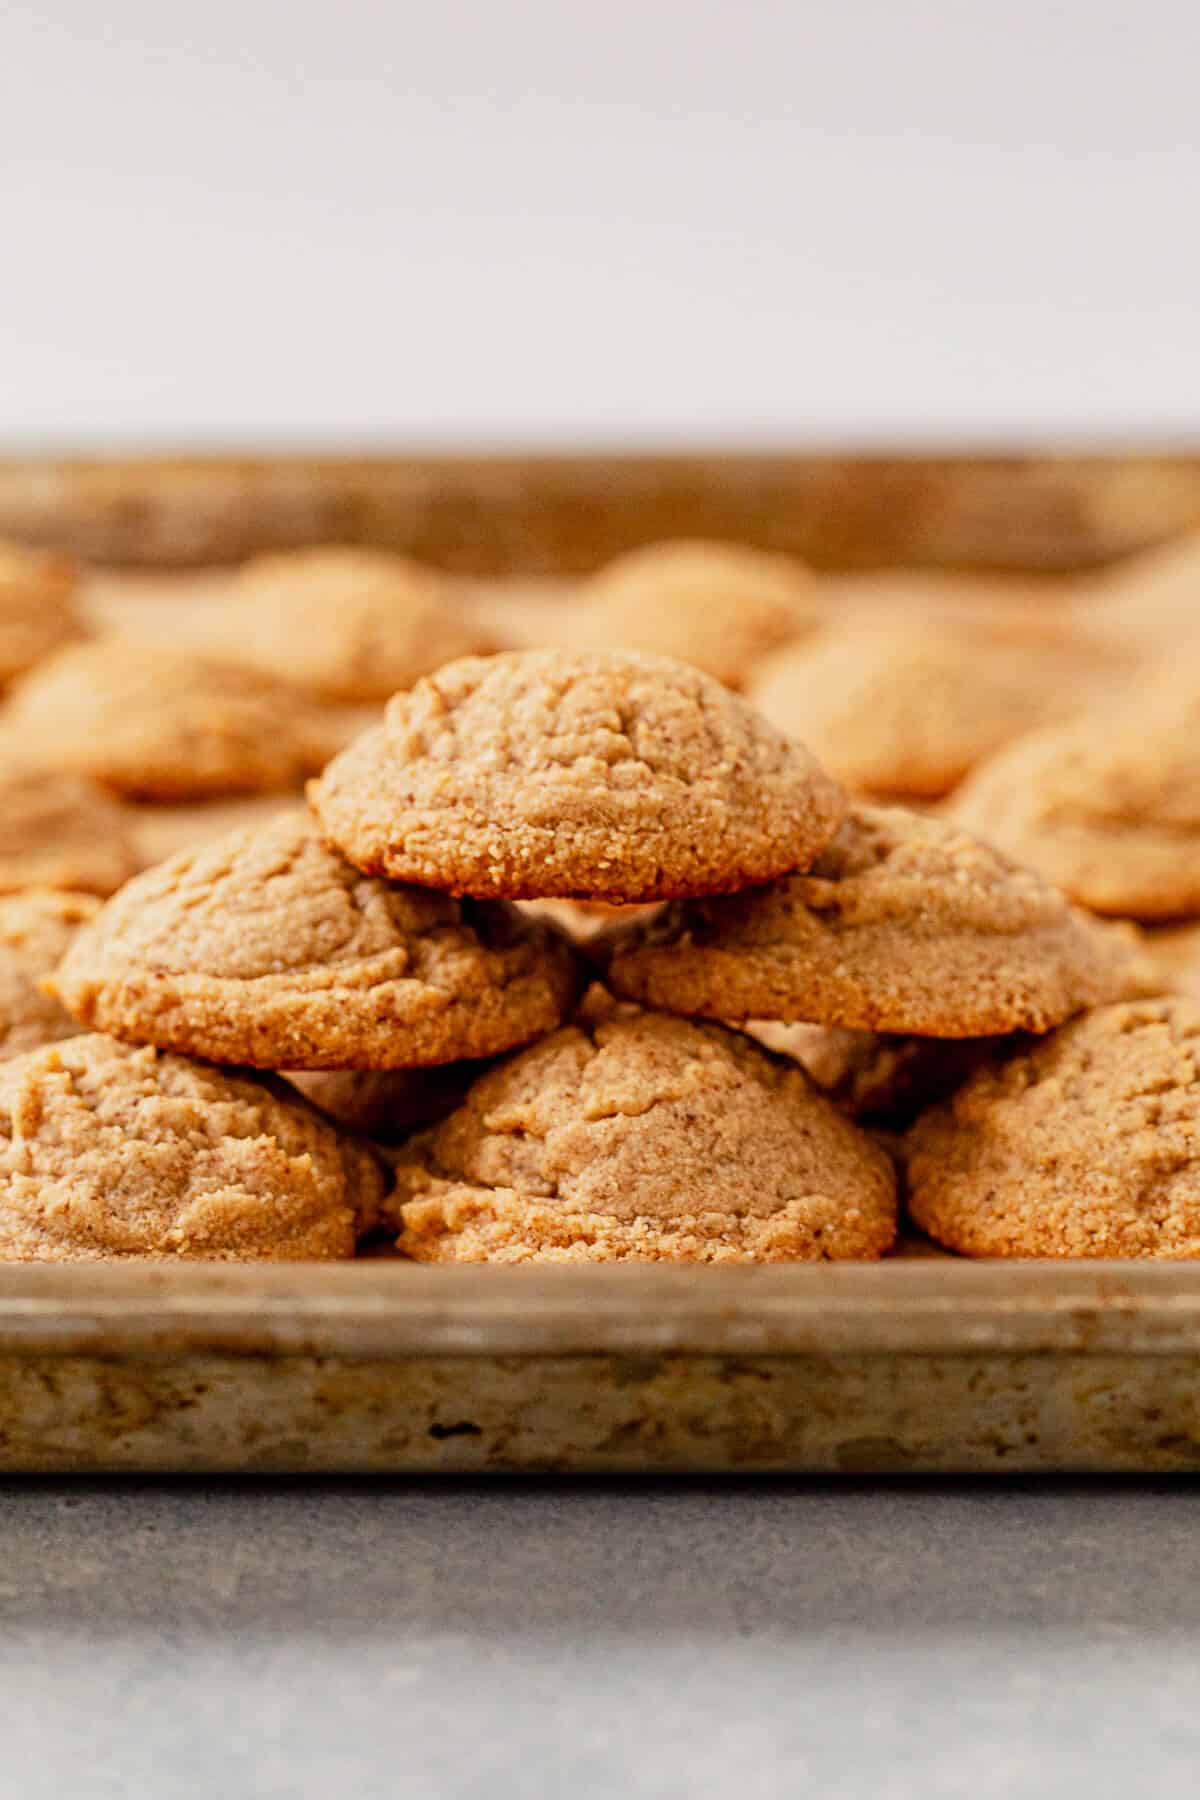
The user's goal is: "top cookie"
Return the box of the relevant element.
[603,803,1152,1036]
[215,547,485,702]
[952,676,1200,920]
[0,538,85,687]
[906,997,1200,1258]
[571,539,820,688]
[746,612,1128,799]
[0,1034,381,1261]
[49,811,580,1069]
[389,1001,897,1263]
[2,642,334,800]
[309,649,846,901]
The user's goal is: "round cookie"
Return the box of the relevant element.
[571,539,820,688]
[0,539,85,686]
[215,546,484,702]
[0,1034,382,1261]
[310,649,846,902]
[2,642,333,800]
[389,1003,897,1263]
[0,890,102,1060]
[604,804,1152,1036]
[747,916,1164,1123]
[746,613,1127,799]
[952,681,1200,920]
[0,765,140,896]
[49,812,580,1069]
[907,998,1200,1258]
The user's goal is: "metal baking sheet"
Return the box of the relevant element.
[3,1261,1200,1473]
[1,448,1198,1474]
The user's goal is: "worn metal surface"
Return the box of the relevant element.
[1,450,1199,570]
[0,1263,1198,1472]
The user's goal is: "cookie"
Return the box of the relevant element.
[0,538,85,686]
[951,678,1200,920]
[49,812,580,1069]
[0,1034,382,1260]
[310,649,846,901]
[215,547,484,702]
[0,890,102,1060]
[604,804,1152,1036]
[571,539,820,688]
[907,998,1200,1258]
[745,1021,1008,1127]
[1074,528,1200,655]
[285,1063,479,1141]
[746,613,1127,799]
[0,765,140,896]
[2,642,333,800]
[389,1003,897,1262]
[1146,924,1200,1000]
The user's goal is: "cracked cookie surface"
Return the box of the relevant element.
[50,812,579,1068]
[604,804,1154,1036]
[310,649,846,900]
[907,998,1200,1257]
[389,1002,897,1262]
[0,1034,381,1260]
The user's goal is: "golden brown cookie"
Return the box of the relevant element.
[2,642,333,800]
[49,812,580,1069]
[0,765,140,896]
[389,1003,896,1263]
[310,649,846,901]
[604,804,1150,1036]
[214,547,484,702]
[746,613,1127,799]
[571,539,820,688]
[0,1034,382,1261]
[1073,528,1200,655]
[0,890,101,1059]
[747,916,1164,1122]
[0,539,85,686]
[907,998,1200,1258]
[952,677,1200,920]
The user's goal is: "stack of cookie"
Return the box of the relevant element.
[26,648,894,1264]
[3,640,1170,1267]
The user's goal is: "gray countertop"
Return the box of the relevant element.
[3,1478,1198,1798]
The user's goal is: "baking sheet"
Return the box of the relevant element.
[1,449,1199,1474]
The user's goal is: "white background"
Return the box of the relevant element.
[2,0,1198,447]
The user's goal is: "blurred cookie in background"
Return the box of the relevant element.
[747,610,1131,800]
[0,538,86,687]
